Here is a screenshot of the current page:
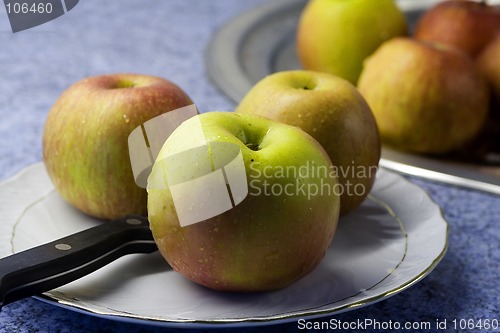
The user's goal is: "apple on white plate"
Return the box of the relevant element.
[147,111,340,292]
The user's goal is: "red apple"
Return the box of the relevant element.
[477,34,500,110]
[414,0,500,57]
[43,73,193,220]
[296,0,407,84]
[358,37,490,154]
[235,70,380,215]
[475,35,500,161]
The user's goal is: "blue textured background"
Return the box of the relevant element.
[1,1,499,332]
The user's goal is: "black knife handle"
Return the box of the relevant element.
[0,215,157,309]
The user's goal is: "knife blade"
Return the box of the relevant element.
[0,215,157,309]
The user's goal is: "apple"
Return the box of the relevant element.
[43,73,193,220]
[147,112,340,292]
[358,37,490,154]
[296,0,407,85]
[235,70,380,215]
[477,34,500,110]
[414,0,500,57]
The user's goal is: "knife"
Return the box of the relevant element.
[0,104,199,309]
[0,215,157,310]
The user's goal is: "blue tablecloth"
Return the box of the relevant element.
[1,1,499,332]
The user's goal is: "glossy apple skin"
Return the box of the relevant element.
[43,73,193,220]
[235,70,380,215]
[415,0,500,57]
[297,0,407,84]
[477,35,500,111]
[147,112,340,292]
[358,38,490,154]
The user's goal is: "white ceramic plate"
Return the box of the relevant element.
[0,163,448,327]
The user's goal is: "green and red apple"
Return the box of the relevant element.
[414,0,500,57]
[43,73,193,220]
[236,70,380,215]
[147,112,340,292]
[358,37,490,154]
[296,0,407,84]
